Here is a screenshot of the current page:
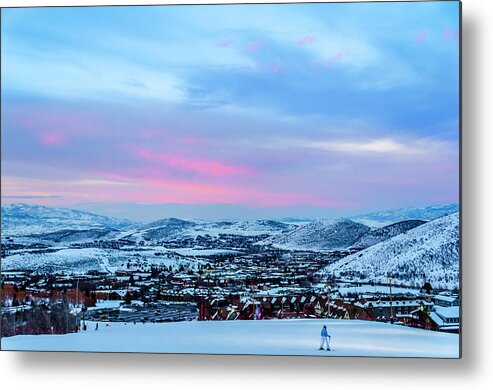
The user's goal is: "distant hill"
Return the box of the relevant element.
[317,212,460,289]
[2,204,459,279]
[352,220,427,248]
[1,203,134,237]
[122,218,294,242]
[350,204,459,227]
[264,218,371,250]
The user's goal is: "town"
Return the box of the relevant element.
[1,247,460,337]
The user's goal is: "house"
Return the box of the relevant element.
[434,294,459,307]
[428,305,460,333]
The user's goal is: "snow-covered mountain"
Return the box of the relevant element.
[1,204,134,237]
[26,228,119,243]
[350,204,459,228]
[1,204,459,278]
[121,218,294,242]
[264,218,371,250]
[352,220,427,248]
[135,218,199,240]
[317,212,460,289]
[191,219,293,236]
[1,204,294,245]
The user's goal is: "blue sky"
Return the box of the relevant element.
[1,2,460,220]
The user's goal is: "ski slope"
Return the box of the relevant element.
[1,319,459,358]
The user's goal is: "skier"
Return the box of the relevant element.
[95,322,99,331]
[319,325,331,351]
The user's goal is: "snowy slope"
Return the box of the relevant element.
[25,228,120,243]
[351,204,459,227]
[121,218,294,242]
[353,220,427,248]
[133,218,198,240]
[191,219,293,237]
[1,319,459,358]
[1,246,204,273]
[1,204,134,236]
[265,219,370,250]
[318,212,460,289]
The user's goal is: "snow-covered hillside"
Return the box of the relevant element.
[25,228,119,243]
[1,319,459,358]
[318,212,460,289]
[1,204,293,244]
[353,220,427,248]
[1,246,205,274]
[351,204,459,227]
[265,219,370,250]
[1,204,133,236]
[2,204,459,278]
[123,218,294,242]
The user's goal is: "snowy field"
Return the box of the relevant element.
[2,247,205,273]
[1,319,459,358]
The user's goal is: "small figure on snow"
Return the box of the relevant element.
[95,322,99,331]
[319,325,331,351]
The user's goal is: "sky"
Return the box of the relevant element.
[1,2,460,221]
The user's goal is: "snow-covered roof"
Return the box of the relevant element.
[434,295,458,303]
[434,305,460,319]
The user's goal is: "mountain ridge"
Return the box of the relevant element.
[317,212,460,289]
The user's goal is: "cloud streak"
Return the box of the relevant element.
[39,131,68,147]
[297,35,317,45]
[247,40,262,52]
[279,137,455,156]
[218,39,234,48]
[131,147,252,177]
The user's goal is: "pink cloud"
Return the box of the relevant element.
[272,65,281,73]
[95,167,346,207]
[217,39,234,48]
[13,107,102,138]
[6,168,350,209]
[415,32,427,43]
[73,171,230,204]
[247,40,262,52]
[325,49,349,67]
[145,178,228,195]
[442,28,460,47]
[39,131,68,146]
[297,35,317,45]
[132,147,251,177]
[443,27,458,40]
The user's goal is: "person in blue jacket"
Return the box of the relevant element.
[319,325,331,350]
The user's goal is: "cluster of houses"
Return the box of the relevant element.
[1,249,460,335]
[196,287,460,333]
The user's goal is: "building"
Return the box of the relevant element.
[428,305,460,333]
[434,294,459,307]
